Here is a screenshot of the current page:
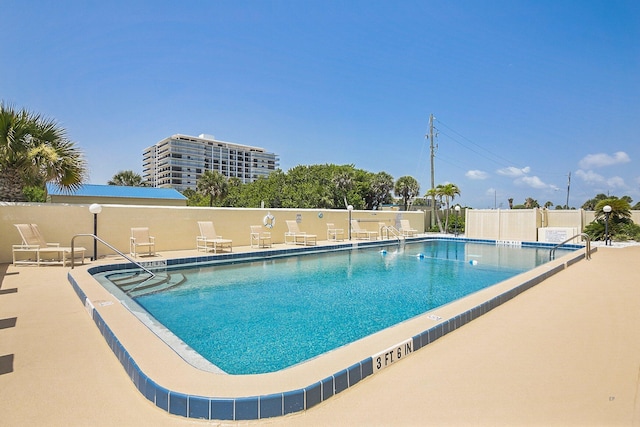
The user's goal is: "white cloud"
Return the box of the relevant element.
[497,166,530,177]
[578,151,630,169]
[607,176,625,188]
[519,175,550,189]
[575,169,605,184]
[466,170,489,180]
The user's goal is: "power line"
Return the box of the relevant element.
[434,118,568,178]
[435,119,517,168]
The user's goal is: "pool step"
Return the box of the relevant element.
[107,271,187,297]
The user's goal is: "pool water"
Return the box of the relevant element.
[125,240,570,375]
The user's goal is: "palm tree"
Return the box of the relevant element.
[197,170,228,207]
[368,172,394,210]
[437,183,461,233]
[0,102,86,201]
[584,198,632,241]
[594,198,631,223]
[425,187,444,232]
[394,176,420,211]
[524,197,539,208]
[108,170,147,186]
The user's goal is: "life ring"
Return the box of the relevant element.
[263,213,276,228]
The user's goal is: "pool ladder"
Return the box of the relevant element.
[70,233,161,295]
[549,233,591,261]
[380,225,404,246]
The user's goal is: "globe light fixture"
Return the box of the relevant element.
[89,203,102,260]
[603,205,612,246]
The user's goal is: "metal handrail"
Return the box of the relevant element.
[71,233,156,276]
[380,225,403,244]
[550,233,591,261]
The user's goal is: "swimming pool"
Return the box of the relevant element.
[94,239,575,375]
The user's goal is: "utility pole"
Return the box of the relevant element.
[566,172,571,209]
[428,114,436,227]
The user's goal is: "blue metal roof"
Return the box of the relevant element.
[46,183,187,200]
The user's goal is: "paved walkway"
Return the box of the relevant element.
[1,245,640,426]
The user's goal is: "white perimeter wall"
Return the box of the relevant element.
[0,203,425,264]
[466,208,640,242]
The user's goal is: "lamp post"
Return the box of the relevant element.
[347,205,353,240]
[603,204,612,246]
[454,205,461,237]
[89,203,102,260]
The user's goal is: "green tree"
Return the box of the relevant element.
[366,171,394,210]
[394,176,420,211]
[581,193,608,210]
[221,177,243,207]
[182,188,207,206]
[22,185,47,202]
[283,165,323,208]
[332,170,353,208]
[189,164,396,211]
[226,170,287,208]
[108,170,147,186]
[0,102,86,201]
[196,170,228,207]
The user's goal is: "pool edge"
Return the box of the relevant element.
[67,238,591,421]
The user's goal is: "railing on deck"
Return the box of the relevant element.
[550,233,591,261]
[71,233,159,296]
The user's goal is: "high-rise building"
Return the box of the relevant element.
[143,134,279,191]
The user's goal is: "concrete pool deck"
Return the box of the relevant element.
[1,241,640,425]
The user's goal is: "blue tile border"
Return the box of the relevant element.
[304,382,321,410]
[188,395,210,419]
[71,238,587,420]
[235,397,259,420]
[210,398,234,420]
[259,393,283,418]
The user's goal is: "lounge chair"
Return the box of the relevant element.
[326,223,344,241]
[285,220,317,246]
[130,227,156,257]
[399,219,418,237]
[196,221,233,253]
[350,220,378,240]
[12,223,86,266]
[250,225,272,248]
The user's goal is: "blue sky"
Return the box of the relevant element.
[2,0,638,208]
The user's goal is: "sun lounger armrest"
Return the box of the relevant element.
[12,244,40,250]
[45,243,61,247]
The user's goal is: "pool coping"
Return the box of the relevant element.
[67,237,590,421]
